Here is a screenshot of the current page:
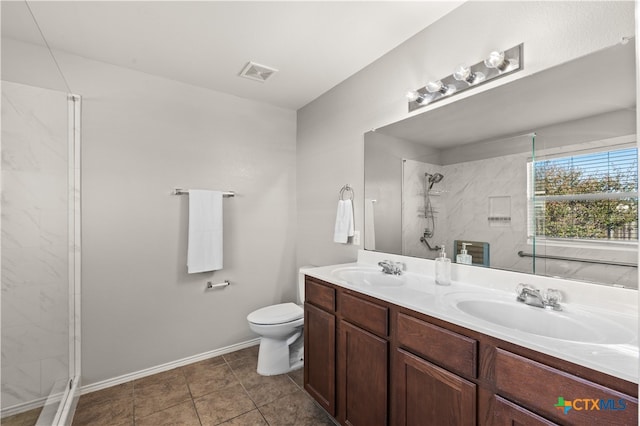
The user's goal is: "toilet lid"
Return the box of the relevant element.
[247,302,303,325]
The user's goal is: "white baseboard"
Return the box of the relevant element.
[1,376,73,419]
[1,393,62,419]
[79,338,260,395]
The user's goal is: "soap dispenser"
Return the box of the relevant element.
[435,246,451,286]
[456,243,473,265]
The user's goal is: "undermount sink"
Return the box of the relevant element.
[333,266,407,287]
[448,293,636,344]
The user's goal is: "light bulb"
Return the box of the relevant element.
[406,89,430,104]
[452,65,471,81]
[416,95,431,105]
[425,80,455,96]
[425,80,444,93]
[484,50,519,73]
[453,65,486,85]
[472,72,485,84]
[484,51,505,69]
[406,90,421,102]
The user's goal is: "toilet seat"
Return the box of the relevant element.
[247,302,303,325]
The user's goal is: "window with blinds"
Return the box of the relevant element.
[529,146,638,242]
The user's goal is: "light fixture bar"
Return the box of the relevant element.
[408,43,523,112]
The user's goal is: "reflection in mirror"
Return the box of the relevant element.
[364,39,637,289]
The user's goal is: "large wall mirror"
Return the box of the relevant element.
[364,39,637,289]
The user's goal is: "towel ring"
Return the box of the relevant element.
[339,184,354,201]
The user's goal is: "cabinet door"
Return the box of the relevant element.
[339,320,388,426]
[394,349,476,426]
[491,395,558,426]
[304,302,336,416]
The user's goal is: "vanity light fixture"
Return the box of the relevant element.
[408,43,522,112]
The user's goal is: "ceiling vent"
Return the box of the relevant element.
[239,62,278,82]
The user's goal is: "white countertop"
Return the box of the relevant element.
[303,251,639,384]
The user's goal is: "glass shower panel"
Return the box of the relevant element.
[531,131,638,288]
[1,82,72,424]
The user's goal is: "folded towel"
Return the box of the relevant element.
[187,190,223,273]
[333,199,354,243]
[364,198,376,250]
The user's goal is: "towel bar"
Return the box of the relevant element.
[173,188,235,197]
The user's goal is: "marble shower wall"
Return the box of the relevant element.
[442,152,530,272]
[1,81,71,411]
[401,148,637,289]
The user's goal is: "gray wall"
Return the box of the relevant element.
[3,39,297,385]
[296,1,635,269]
[78,58,297,386]
[364,132,439,254]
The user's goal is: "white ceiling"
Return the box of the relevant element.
[2,1,463,110]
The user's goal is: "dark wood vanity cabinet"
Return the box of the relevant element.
[303,278,336,416]
[339,320,388,426]
[303,276,638,426]
[338,290,390,426]
[490,349,638,425]
[394,348,476,425]
[491,396,558,426]
[304,276,390,425]
[394,312,478,425]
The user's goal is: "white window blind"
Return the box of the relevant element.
[529,146,638,241]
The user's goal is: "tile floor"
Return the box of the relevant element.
[73,345,334,426]
[1,407,42,426]
[3,345,335,426]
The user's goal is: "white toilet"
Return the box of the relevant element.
[246,267,310,376]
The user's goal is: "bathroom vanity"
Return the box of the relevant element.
[303,252,638,426]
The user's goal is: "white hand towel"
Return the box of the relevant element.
[187,190,223,273]
[333,199,354,243]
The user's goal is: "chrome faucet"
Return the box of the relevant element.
[516,284,562,311]
[378,260,404,275]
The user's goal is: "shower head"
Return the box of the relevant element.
[429,173,444,184]
[426,172,444,190]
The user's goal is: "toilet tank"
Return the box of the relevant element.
[297,266,315,304]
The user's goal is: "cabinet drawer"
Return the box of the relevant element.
[397,312,477,378]
[491,395,558,425]
[495,349,638,425]
[339,291,388,337]
[305,277,335,312]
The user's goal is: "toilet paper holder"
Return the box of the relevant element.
[207,280,230,290]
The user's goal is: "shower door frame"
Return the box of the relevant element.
[48,93,82,425]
